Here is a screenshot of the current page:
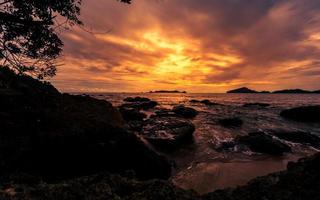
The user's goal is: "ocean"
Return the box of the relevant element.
[89,93,320,194]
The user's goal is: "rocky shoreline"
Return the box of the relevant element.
[1,67,320,199]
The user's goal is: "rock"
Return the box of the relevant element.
[189,99,201,103]
[0,67,171,180]
[0,173,199,200]
[227,87,258,93]
[200,100,220,106]
[140,117,195,150]
[119,107,146,121]
[237,132,291,155]
[123,96,151,102]
[218,117,243,128]
[215,141,237,151]
[172,105,198,118]
[280,106,320,122]
[120,100,158,110]
[127,120,144,132]
[243,103,270,107]
[189,99,220,106]
[271,131,320,149]
[153,108,177,118]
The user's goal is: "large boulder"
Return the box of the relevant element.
[172,105,198,118]
[139,117,195,151]
[0,67,171,180]
[237,132,291,155]
[280,106,320,122]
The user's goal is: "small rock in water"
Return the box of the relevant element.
[243,103,270,107]
[140,117,195,151]
[280,105,320,122]
[200,99,220,106]
[123,96,151,102]
[237,132,291,155]
[120,101,158,110]
[119,107,146,121]
[218,117,243,128]
[172,105,198,118]
[271,131,320,149]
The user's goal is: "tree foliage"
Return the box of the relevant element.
[0,0,131,79]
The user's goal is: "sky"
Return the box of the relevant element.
[52,0,320,93]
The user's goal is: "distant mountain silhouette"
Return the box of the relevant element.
[273,89,311,94]
[227,87,320,94]
[227,87,259,93]
[149,90,187,93]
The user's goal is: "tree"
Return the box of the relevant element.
[0,0,131,79]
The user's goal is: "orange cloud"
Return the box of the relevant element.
[52,0,320,93]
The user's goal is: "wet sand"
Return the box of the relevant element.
[172,155,302,194]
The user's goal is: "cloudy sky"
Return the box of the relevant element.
[52,0,320,93]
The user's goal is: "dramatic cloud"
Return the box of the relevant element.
[52,0,320,92]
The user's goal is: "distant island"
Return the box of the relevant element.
[227,87,320,94]
[149,90,187,93]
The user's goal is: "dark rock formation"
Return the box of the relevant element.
[243,103,270,107]
[153,108,177,118]
[0,67,171,180]
[271,131,320,149]
[280,105,320,122]
[139,117,195,151]
[123,97,151,102]
[120,101,158,110]
[218,117,243,128]
[119,107,147,121]
[172,105,198,118]
[237,132,291,155]
[0,173,199,200]
[227,87,258,93]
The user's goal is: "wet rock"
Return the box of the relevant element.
[153,108,177,118]
[280,105,320,122]
[237,132,291,155]
[243,103,270,107]
[127,120,144,132]
[189,99,201,103]
[218,117,243,128]
[120,100,158,110]
[172,105,198,118]
[119,107,146,121]
[140,117,195,150]
[201,100,220,106]
[271,131,320,149]
[123,96,151,102]
[215,141,237,151]
[189,99,220,106]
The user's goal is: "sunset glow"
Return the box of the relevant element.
[52,0,320,92]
